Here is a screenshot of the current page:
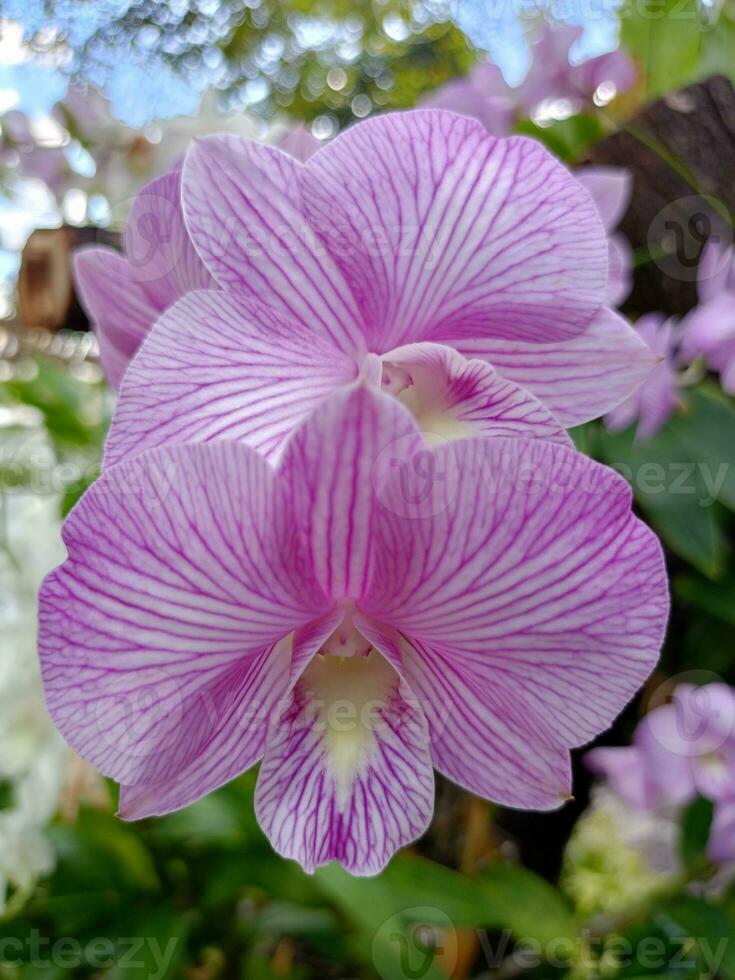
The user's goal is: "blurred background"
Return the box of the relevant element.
[1,2,735,978]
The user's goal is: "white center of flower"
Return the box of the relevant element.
[297,617,398,803]
[700,750,727,781]
[381,358,474,445]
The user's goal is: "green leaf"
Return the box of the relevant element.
[594,419,727,576]
[49,808,159,900]
[103,908,193,980]
[315,855,497,931]
[620,0,723,96]
[655,897,735,979]
[680,796,714,871]
[675,570,735,625]
[475,863,576,950]
[315,855,577,976]
[668,386,735,514]
[514,113,605,163]
[3,356,107,454]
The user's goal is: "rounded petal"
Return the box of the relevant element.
[119,640,290,818]
[575,167,632,231]
[74,246,159,389]
[123,169,213,309]
[301,110,608,350]
[422,78,515,136]
[39,442,329,788]
[182,134,365,355]
[682,296,735,361]
[277,383,423,601]
[118,609,342,819]
[697,241,735,304]
[104,289,357,468]
[278,123,321,162]
[402,638,572,810]
[381,342,571,446]
[585,745,658,811]
[632,705,700,808]
[364,437,669,748]
[458,308,658,427]
[606,233,633,307]
[255,649,433,875]
[75,172,211,389]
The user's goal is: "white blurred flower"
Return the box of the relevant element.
[562,786,680,919]
[0,488,69,913]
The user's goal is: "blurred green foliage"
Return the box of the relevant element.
[63,0,474,125]
[621,0,735,97]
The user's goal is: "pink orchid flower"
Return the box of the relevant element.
[74,169,213,389]
[588,683,735,867]
[40,383,668,874]
[605,313,681,439]
[575,166,633,308]
[681,240,735,394]
[97,110,654,467]
[422,63,517,136]
[516,25,636,116]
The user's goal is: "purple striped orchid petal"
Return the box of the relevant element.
[575,168,633,307]
[118,607,345,819]
[421,75,516,136]
[301,110,608,350]
[39,441,330,788]
[380,342,571,446]
[182,134,365,356]
[123,169,213,307]
[277,383,423,600]
[118,639,291,819]
[364,436,669,750]
[74,170,212,389]
[697,240,735,304]
[576,167,632,232]
[588,705,698,812]
[255,636,433,875]
[74,247,160,390]
[606,232,633,307]
[587,682,735,869]
[459,308,657,427]
[605,314,680,439]
[682,292,735,396]
[104,289,357,467]
[402,638,572,809]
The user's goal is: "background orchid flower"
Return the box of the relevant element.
[277,122,321,162]
[575,166,634,307]
[421,63,517,136]
[104,109,655,466]
[40,384,669,875]
[605,313,681,439]
[73,129,319,390]
[588,683,735,867]
[681,240,735,394]
[516,24,637,117]
[74,169,213,389]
